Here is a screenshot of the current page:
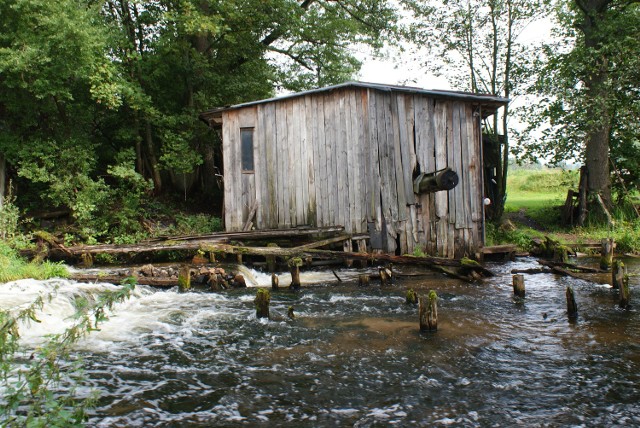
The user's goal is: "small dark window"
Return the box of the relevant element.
[241,128,254,172]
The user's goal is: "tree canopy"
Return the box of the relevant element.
[0,0,397,240]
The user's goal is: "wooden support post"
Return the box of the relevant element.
[566,286,578,320]
[512,274,525,300]
[358,274,370,287]
[612,259,625,290]
[619,267,630,310]
[600,238,614,271]
[289,257,302,290]
[419,291,438,332]
[406,288,418,305]
[178,265,191,292]
[379,266,393,286]
[287,306,295,320]
[357,239,368,268]
[255,288,270,319]
[236,253,243,265]
[343,240,353,267]
[271,273,279,290]
[80,252,93,268]
[266,243,279,272]
[208,251,216,263]
[553,245,569,263]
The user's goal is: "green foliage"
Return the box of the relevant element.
[0,189,20,242]
[0,242,68,282]
[516,1,640,196]
[171,213,223,235]
[0,279,136,426]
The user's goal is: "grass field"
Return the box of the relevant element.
[505,168,578,212]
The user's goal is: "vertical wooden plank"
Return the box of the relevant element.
[390,93,407,220]
[466,105,481,224]
[344,90,355,233]
[365,89,381,229]
[434,101,449,257]
[286,99,296,226]
[254,105,266,228]
[221,110,235,230]
[293,97,306,225]
[337,90,349,230]
[379,91,399,253]
[471,105,484,249]
[324,92,338,226]
[276,101,289,228]
[354,89,367,234]
[396,94,416,206]
[457,102,471,231]
[449,102,463,228]
[263,103,278,228]
[306,95,318,226]
[316,95,328,226]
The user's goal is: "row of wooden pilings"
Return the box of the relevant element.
[512,257,631,320]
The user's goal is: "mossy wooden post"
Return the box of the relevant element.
[612,259,625,290]
[81,252,93,268]
[289,257,302,290]
[419,290,438,332]
[600,238,614,271]
[358,274,370,287]
[379,266,393,286]
[406,288,418,305]
[619,268,630,309]
[266,243,279,272]
[553,245,569,263]
[271,273,279,290]
[255,288,270,319]
[287,306,295,320]
[566,286,578,320]
[512,274,525,300]
[178,265,191,292]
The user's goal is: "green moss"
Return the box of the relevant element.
[288,257,303,268]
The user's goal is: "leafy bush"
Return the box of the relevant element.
[171,213,223,235]
[0,241,68,282]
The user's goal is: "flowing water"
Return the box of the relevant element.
[2,257,640,427]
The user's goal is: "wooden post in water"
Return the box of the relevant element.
[271,273,279,290]
[512,274,525,300]
[379,266,393,286]
[255,288,270,319]
[419,290,438,332]
[619,266,630,309]
[287,306,295,320]
[600,238,614,271]
[289,257,302,290]
[358,274,370,287]
[343,240,353,268]
[266,243,279,272]
[178,265,191,292]
[612,259,625,290]
[566,286,578,320]
[406,288,418,305]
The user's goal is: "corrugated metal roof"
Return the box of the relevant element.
[200,81,509,123]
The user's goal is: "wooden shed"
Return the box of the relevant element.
[200,82,508,258]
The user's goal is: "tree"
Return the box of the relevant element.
[99,0,398,195]
[517,1,640,222]
[403,0,552,221]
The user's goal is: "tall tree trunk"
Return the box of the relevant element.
[145,119,162,194]
[577,0,613,211]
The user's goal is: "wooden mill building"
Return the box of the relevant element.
[200,82,508,258]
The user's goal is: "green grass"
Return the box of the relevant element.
[505,168,578,212]
[499,167,640,254]
[0,242,68,283]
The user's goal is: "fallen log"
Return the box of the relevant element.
[538,260,607,273]
[199,243,494,279]
[69,273,177,288]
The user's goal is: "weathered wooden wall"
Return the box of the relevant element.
[222,87,484,258]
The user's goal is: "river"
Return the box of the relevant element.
[2,257,640,426]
